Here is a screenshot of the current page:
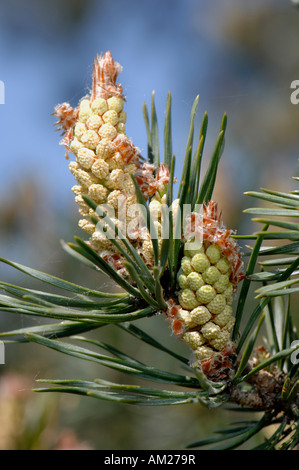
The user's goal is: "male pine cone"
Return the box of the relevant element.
[54,51,245,381]
[54,51,171,277]
[166,202,245,380]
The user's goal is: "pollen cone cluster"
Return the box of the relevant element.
[166,202,245,380]
[54,51,170,276]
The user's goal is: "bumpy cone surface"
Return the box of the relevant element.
[166,202,245,380]
[54,51,170,276]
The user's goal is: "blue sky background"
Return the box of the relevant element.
[0,0,299,450]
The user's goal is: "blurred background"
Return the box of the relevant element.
[0,0,299,450]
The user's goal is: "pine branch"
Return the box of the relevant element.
[0,50,298,450]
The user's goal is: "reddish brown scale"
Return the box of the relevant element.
[54,103,79,134]
[135,162,172,199]
[112,134,140,166]
[200,342,237,380]
[165,300,185,336]
[91,51,124,101]
[53,104,79,156]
